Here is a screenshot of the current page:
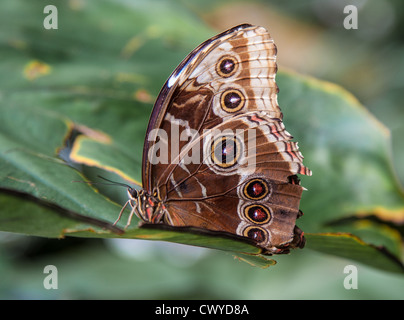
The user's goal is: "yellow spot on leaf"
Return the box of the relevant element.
[134,88,153,103]
[145,25,162,38]
[115,72,148,85]
[121,35,145,59]
[68,0,85,10]
[121,25,161,59]
[24,60,51,80]
[8,39,27,50]
[74,124,112,144]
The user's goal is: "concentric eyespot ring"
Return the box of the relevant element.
[210,135,242,168]
[216,55,238,78]
[243,226,268,244]
[243,204,272,224]
[220,89,245,113]
[243,178,270,200]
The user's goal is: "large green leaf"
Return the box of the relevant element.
[306,233,404,274]
[1,0,403,273]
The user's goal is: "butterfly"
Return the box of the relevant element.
[114,24,312,255]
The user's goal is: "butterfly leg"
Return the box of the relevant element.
[150,210,166,224]
[113,200,130,226]
[124,204,138,229]
[150,204,172,225]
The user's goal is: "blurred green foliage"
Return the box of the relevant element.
[1,0,404,299]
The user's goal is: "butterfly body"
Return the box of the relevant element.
[116,24,312,255]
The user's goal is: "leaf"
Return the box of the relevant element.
[0,190,123,237]
[0,106,124,235]
[69,133,140,184]
[305,233,404,274]
[277,72,404,226]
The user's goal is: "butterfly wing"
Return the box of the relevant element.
[142,24,311,254]
[143,24,281,189]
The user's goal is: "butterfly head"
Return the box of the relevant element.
[127,186,139,203]
[123,187,169,226]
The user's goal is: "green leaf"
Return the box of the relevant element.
[278,72,404,225]
[69,134,141,184]
[305,233,404,274]
[0,106,124,235]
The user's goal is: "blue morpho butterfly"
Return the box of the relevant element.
[113,24,311,255]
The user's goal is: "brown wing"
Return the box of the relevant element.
[144,24,311,254]
[160,112,310,253]
[144,24,281,190]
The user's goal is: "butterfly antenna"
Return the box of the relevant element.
[96,175,132,189]
[72,176,132,189]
